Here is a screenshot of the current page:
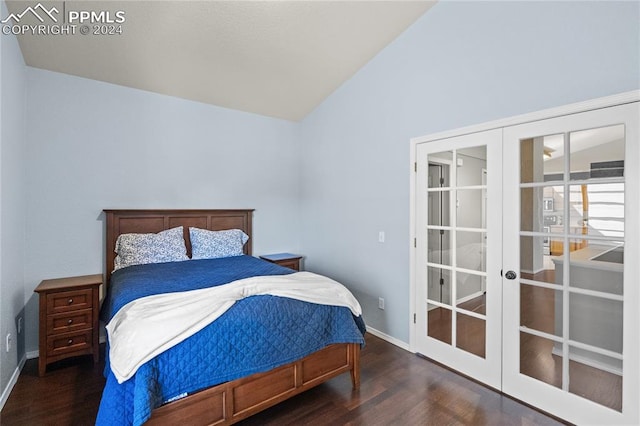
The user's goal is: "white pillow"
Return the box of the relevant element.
[189,227,249,260]
[114,226,188,271]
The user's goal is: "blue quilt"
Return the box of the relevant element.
[96,256,366,426]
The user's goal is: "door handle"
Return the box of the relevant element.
[505,270,517,280]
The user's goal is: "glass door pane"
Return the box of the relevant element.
[415,128,501,390]
[517,125,625,412]
[425,145,488,359]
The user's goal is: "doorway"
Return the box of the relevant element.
[410,94,639,425]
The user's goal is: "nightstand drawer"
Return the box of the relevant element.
[47,329,93,357]
[276,259,300,270]
[47,289,93,313]
[47,309,92,335]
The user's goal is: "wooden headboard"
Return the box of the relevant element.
[104,209,254,285]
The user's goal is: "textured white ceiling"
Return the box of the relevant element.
[7,1,435,121]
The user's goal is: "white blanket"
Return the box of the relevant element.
[106,272,362,384]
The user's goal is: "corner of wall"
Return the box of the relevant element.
[0,354,26,412]
[0,0,29,409]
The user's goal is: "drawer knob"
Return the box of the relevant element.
[67,319,73,325]
[67,298,73,305]
[67,339,73,345]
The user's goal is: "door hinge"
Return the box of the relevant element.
[413,313,416,324]
[414,238,417,248]
[414,162,417,172]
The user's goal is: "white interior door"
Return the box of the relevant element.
[415,129,502,389]
[502,102,640,425]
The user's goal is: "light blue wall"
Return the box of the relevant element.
[23,69,301,352]
[298,1,640,343]
[7,0,640,368]
[0,0,27,401]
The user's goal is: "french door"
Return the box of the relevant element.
[413,97,639,424]
[502,102,639,424]
[414,129,503,389]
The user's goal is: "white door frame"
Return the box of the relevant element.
[409,90,640,421]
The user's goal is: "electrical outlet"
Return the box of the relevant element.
[378,297,385,310]
[6,333,12,352]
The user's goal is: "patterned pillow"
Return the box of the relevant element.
[114,226,189,271]
[189,227,249,260]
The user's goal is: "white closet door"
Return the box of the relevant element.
[502,102,639,425]
[415,129,503,389]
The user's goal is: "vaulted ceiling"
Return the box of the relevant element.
[7,1,435,120]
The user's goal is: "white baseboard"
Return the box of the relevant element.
[0,354,26,412]
[366,326,412,353]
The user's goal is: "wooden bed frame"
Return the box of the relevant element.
[103,209,361,425]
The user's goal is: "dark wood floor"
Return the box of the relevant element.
[1,335,566,426]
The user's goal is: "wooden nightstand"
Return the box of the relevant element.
[34,274,102,376]
[259,253,303,271]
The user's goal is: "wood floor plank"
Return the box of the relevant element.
[1,336,567,425]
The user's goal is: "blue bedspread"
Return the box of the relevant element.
[96,255,366,426]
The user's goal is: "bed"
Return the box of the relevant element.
[97,209,365,426]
